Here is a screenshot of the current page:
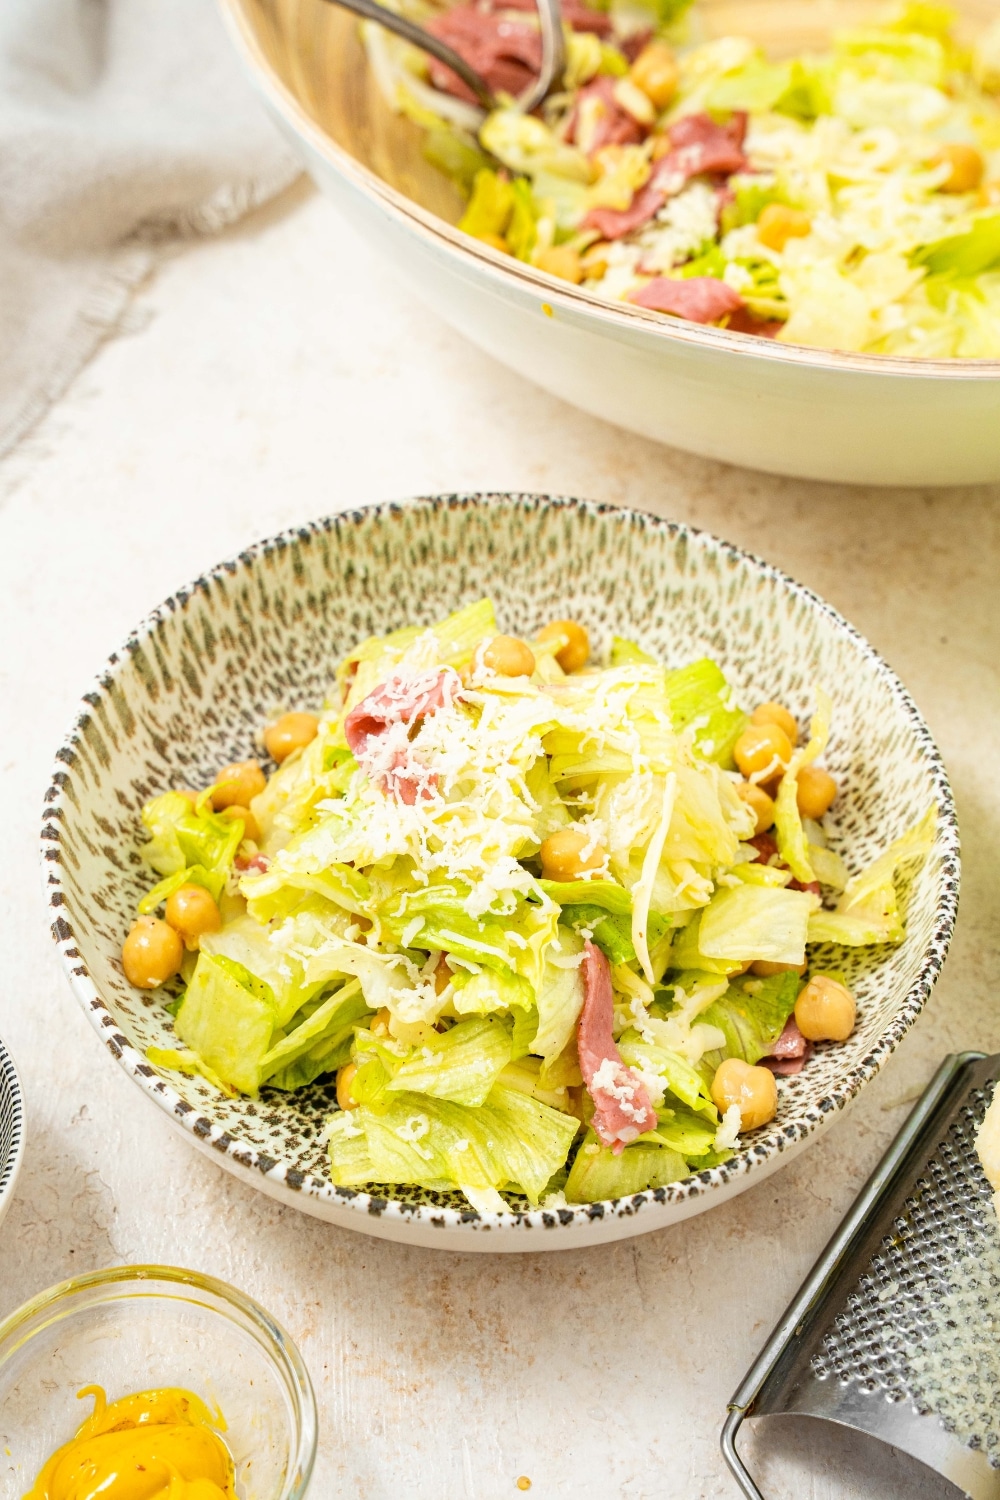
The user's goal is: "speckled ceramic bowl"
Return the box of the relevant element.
[42,495,959,1250]
[0,1037,24,1234]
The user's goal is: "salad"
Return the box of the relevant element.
[122,601,934,1212]
[362,0,1000,356]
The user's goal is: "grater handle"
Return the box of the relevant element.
[722,1408,765,1499]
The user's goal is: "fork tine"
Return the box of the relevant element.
[323,0,566,116]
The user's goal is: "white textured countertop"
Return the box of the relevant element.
[1,180,998,1500]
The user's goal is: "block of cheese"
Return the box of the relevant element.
[975,1090,1000,1220]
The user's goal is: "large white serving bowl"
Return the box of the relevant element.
[42,495,959,1251]
[218,0,1000,486]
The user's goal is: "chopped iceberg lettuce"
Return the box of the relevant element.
[129,594,940,1211]
[697,884,819,965]
[807,806,937,945]
[137,792,244,911]
[423,127,491,193]
[565,1134,687,1202]
[327,1083,579,1207]
[661,659,748,768]
[618,1030,719,1119]
[175,952,277,1095]
[698,971,802,1073]
[913,215,1000,280]
[259,982,371,1091]
[532,927,586,1065]
[384,1016,513,1106]
[774,688,832,885]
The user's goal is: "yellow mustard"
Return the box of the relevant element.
[24,1385,237,1500]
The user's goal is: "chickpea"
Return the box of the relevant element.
[434,955,452,996]
[481,635,536,677]
[932,143,984,194]
[539,826,605,882]
[733,722,793,781]
[711,1057,778,1132]
[978,181,1000,208]
[533,246,584,285]
[735,780,776,834]
[796,765,838,821]
[177,789,201,809]
[750,701,798,746]
[795,974,856,1042]
[757,204,812,252]
[218,803,261,844]
[164,883,222,949]
[580,242,611,280]
[475,232,509,254]
[337,1062,359,1111]
[536,619,590,673]
[122,915,184,990]
[629,41,679,110]
[750,959,807,978]
[264,712,319,764]
[210,760,267,811]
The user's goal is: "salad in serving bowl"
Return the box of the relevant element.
[220,0,1000,483]
[366,0,1000,357]
[125,599,935,1216]
[43,496,959,1247]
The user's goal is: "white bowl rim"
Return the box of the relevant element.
[41,493,962,1240]
[217,0,1000,382]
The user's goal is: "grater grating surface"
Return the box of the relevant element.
[723,1054,1000,1500]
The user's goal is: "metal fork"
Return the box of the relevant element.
[319,0,566,113]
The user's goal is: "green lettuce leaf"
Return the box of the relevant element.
[648,1105,719,1158]
[609,637,657,667]
[532,927,585,1065]
[507,179,538,261]
[565,1133,687,1202]
[327,1083,579,1207]
[669,911,747,975]
[661,659,748,768]
[138,792,245,910]
[560,905,670,967]
[696,884,818,964]
[258,981,370,1091]
[538,879,632,914]
[707,56,795,112]
[384,1017,512,1107]
[774,688,832,885]
[913,214,1000,280]
[449,967,535,1017]
[423,126,491,193]
[479,112,591,184]
[618,1031,718,1119]
[698,971,802,1073]
[175,950,278,1095]
[807,806,936,946]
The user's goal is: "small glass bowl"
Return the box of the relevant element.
[0,1265,317,1498]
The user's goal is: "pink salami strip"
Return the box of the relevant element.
[628,275,744,323]
[578,940,658,1153]
[344,667,459,805]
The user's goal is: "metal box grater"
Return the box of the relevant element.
[723,1053,1000,1500]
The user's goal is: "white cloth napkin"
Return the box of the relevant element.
[0,0,300,459]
